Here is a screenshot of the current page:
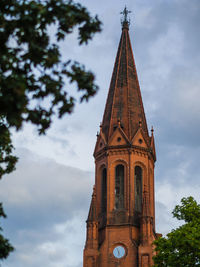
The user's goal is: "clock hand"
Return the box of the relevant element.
[117,248,120,257]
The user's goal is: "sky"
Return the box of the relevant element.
[1,0,200,266]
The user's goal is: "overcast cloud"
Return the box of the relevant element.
[0,0,200,266]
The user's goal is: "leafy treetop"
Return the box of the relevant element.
[153,196,200,267]
[0,203,14,259]
[0,0,102,178]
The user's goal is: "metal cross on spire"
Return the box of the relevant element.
[120,6,131,27]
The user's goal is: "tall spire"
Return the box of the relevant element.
[84,12,159,267]
[101,10,149,143]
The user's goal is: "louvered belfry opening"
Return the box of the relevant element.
[135,166,142,213]
[101,168,107,213]
[115,164,124,210]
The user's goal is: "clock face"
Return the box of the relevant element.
[113,245,126,259]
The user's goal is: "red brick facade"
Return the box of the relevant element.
[83,21,159,267]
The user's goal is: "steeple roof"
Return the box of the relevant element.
[101,21,149,143]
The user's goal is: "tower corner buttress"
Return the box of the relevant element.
[83,186,99,266]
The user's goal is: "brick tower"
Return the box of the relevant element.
[83,8,159,267]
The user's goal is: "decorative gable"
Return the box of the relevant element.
[131,127,149,149]
[94,130,107,155]
[108,125,129,146]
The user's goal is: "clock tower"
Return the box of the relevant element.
[83,8,160,267]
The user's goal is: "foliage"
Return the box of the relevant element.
[0,0,102,178]
[0,0,102,260]
[0,117,18,177]
[0,204,14,259]
[153,196,200,267]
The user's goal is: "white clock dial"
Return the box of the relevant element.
[113,245,126,259]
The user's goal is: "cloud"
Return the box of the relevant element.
[1,0,200,266]
[155,180,200,235]
[0,148,93,267]
[4,213,85,267]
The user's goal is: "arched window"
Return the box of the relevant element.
[115,164,124,209]
[101,168,107,213]
[135,166,142,212]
